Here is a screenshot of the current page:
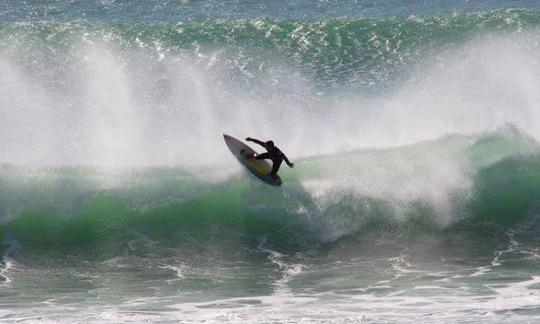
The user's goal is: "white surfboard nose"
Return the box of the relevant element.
[223,134,281,186]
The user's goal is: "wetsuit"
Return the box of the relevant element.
[246,138,293,177]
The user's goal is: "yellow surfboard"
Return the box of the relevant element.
[223,134,282,186]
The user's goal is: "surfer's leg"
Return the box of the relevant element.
[270,159,282,177]
[242,150,255,159]
[255,152,270,160]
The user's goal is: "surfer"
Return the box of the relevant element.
[245,137,294,179]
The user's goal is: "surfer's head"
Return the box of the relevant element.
[265,140,275,148]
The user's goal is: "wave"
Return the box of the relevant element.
[1,130,539,258]
[2,9,540,257]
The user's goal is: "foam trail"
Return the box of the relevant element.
[1,234,19,285]
[257,235,304,294]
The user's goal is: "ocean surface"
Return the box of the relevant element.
[2,1,540,323]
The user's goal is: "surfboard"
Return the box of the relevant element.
[223,134,282,186]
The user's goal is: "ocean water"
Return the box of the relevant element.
[2,1,540,323]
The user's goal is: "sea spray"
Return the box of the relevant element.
[2,13,540,166]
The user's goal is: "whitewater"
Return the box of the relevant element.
[2,1,540,323]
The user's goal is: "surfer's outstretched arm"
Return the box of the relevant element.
[246,137,266,148]
[283,154,294,168]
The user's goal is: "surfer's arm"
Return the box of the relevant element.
[282,154,294,168]
[245,137,266,147]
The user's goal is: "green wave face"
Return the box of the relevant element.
[2,132,540,258]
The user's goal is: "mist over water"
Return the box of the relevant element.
[2,15,540,166]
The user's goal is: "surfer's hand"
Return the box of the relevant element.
[288,162,294,168]
[245,137,252,142]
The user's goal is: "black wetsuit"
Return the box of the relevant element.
[248,138,292,177]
